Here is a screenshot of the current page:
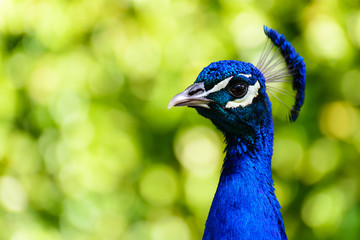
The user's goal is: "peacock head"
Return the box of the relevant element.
[168,60,270,136]
[168,26,306,138]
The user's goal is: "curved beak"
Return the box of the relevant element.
[168,82,213,109]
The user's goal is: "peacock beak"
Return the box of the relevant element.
[168,82,214,109]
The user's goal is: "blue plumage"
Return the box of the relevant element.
[168,26,306,239]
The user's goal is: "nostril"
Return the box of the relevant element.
[189,88,204,96]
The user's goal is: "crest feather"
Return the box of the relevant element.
[257,26,306,121]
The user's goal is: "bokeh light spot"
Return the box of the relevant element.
[347,11,360,48]
[6,132,41,174]
[301,187,345,235]
[306,14,349,60]
[0,176,28,212]
[50,90,90,126]
[61,120,94,151]
[28,61,61,104]
[140,165,178,206]
[124,36,161,81]
[302,193,333,227]
[231,11,267,49]
[63,197,100,232]
[308,138,340,174]
[151,216,190,240]
[320,101,358,139]
[272,138,303,177]
[174,126,222,176]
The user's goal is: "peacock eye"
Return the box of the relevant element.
[227,82,248,98]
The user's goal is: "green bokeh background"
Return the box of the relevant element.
[0,0,360,239]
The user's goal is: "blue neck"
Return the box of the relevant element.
[203,118,287,240]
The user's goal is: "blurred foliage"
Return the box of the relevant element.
[0,0,359,239]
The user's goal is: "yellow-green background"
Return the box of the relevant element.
[0,0,359,239]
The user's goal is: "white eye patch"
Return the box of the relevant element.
[225,81,261,108]
[202,73,252,97]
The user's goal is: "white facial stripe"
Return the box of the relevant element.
[202,73,252,97]
[225,81,261,108]
[206,76,233,95]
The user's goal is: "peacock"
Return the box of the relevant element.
[168,26,306,240]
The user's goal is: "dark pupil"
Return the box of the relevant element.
[229,83,248,98]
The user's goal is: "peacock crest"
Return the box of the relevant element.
[258,26,306,121]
